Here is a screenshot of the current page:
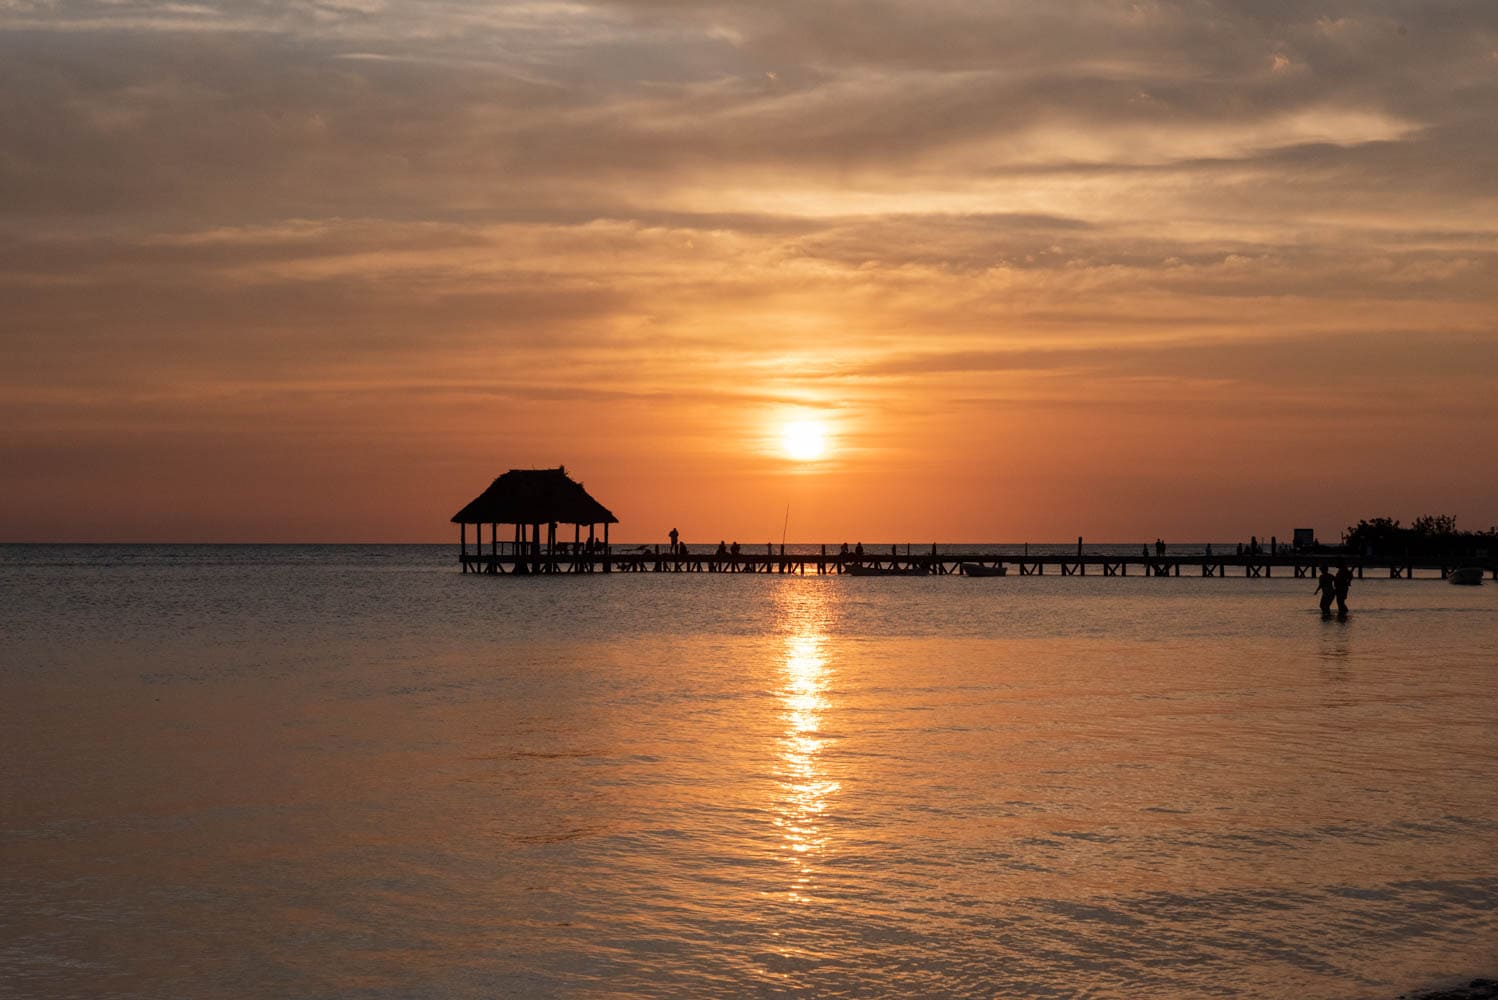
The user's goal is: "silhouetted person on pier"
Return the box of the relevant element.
[839,542,849,564]
[1315,566,1336,616]
[1205,543,1213,556]
[669,527,679,554]
[1250,535,1259,556]
[730,540,741,571]
[1142,544,1150,558]
[1334,564,1353,616]
[854,541,864,561]
[715,540,727,570]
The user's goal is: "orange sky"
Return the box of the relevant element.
[3,2,1497,542]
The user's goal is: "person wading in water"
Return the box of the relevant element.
[1315,565,1336,616]
[1334,564,1353,616]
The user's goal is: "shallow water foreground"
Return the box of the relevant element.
[3,545,1497,998]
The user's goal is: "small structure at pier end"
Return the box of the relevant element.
[452,466,617,574]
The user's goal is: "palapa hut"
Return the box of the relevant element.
[451,466,618,574]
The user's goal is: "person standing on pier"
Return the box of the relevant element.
[669,527,679,555]
[1315,566,1336,615]
[1334,564,1353,615]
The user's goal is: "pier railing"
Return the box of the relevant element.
[458,549,1497,580]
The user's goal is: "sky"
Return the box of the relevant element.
[3,0,1497,543]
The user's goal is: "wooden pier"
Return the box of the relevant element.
[451,468,1495,582]
[459,546,1498,581]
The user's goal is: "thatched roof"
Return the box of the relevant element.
[451,467,618,526]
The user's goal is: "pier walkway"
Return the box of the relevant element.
[459,548,1497,581]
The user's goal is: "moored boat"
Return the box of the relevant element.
[1447,566,1486,586]
[959,562,1007,577]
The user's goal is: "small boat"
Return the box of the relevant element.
[959,562,1007,577]
[1447,567,1486,586]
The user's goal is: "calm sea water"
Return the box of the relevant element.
[3,545,1496,999]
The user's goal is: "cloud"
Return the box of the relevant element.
[5,1,1494,221]
[2,0,1497,537]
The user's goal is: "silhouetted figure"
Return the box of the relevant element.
[669,527,679,554]
[854,541,864,560]
[730,540,741,571]
[1236,542,1244,556]
[1271,536,1277,556]
[715,539,727,570]
[1315,566,1336,616]
[1141,544,1150,558]
[1205,543,1213,556]
[1334,564,1353,615]
[1155,538,1166,556]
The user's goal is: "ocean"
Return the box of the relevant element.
[3,544,1496,999]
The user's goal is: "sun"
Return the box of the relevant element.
[781,420,828,461]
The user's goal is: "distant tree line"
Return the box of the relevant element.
[1342,514,1498,559]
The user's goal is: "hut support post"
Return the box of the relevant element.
[603,522,611,572]
[460,522,467,573]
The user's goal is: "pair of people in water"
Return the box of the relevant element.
[1315,564,1353,615]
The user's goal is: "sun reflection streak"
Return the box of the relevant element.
[773,586,841,898]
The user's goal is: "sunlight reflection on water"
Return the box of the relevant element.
[775,590,840,894]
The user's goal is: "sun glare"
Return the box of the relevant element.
[782,420,828,461]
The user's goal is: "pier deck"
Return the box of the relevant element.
[459,549,1497,580]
